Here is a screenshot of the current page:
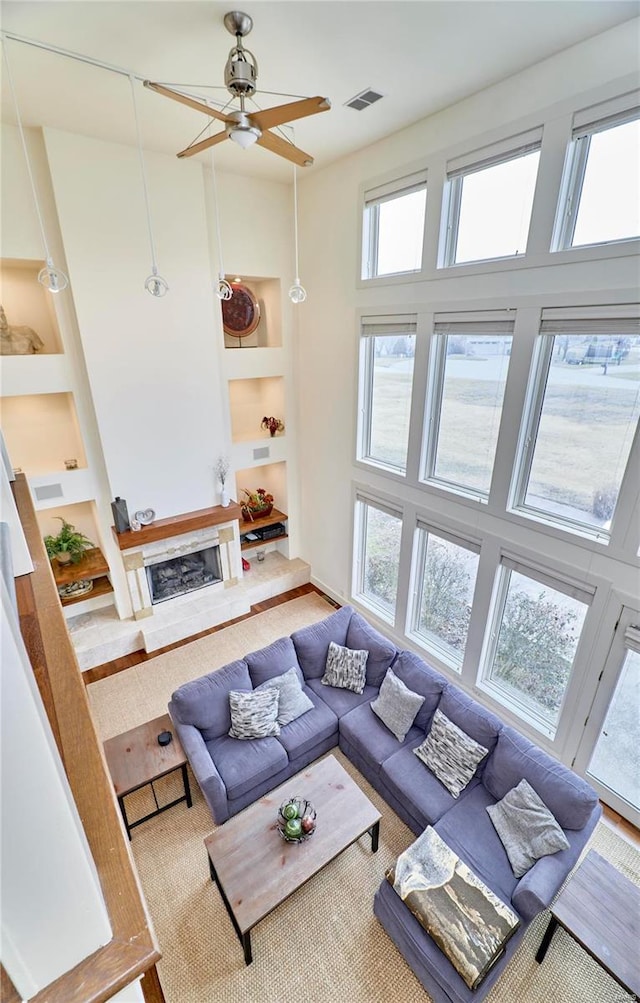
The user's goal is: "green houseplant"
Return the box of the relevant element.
[44,518,94,565]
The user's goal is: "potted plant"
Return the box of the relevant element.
[261,416,285,437]
[241,488,274,522]
[44,518,94,565]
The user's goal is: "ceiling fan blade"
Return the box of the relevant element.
[251,96,331,132]
[257,130,314,167]
[177,131,229,159]
[144,81,231,124]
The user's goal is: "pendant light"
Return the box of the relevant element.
[129,75,169,297]
[209,145,232,301]
[289,163,306,304]
[2,39,69,293]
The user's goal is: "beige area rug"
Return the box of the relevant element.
[88,596,640,1003]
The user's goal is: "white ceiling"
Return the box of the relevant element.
[1,1,638,183]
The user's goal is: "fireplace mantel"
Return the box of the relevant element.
[111,502,242,551]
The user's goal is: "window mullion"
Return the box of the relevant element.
[422,336,446,480]
[510,335,553,511]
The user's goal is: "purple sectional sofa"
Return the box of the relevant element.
[169,604,601,1003]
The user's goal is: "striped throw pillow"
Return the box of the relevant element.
[321,641,368,694]
[228,688,280,740]
[414,708,488,798]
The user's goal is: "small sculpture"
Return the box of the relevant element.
[0,304,44,355]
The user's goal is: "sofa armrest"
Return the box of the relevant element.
[169,704,230,824]
[512,802,602,921]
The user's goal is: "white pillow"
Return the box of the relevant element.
[371,668,425,742]
[258,667,314,726]
[486,778,570,877]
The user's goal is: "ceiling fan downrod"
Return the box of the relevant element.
[223,10,258,99]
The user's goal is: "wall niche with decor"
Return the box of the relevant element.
[1,259,64,354]
[222,275,282,349]
[1,392,88,475]
[229,376,286,444]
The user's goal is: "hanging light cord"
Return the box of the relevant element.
[2,38,68,290]
[289,162,306,303]
[128,73,166,294]
[209,142,232,299]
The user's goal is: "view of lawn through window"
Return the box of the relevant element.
[360,503,402,619]
[413,531,479,672]
[365,334,416,471]
[429,334,512,496]
[484,567,589,730]
[521,335,640,532]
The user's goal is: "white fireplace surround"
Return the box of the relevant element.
[120,520,239,622]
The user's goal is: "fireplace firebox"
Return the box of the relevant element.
[145,545,223,604]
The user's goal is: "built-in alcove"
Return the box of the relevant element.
[236,460,288,516]
[1,392,87,475]
[223,275,282,349]
[229,376,286,443]
[1,259,64,354]
[36,500,113,610]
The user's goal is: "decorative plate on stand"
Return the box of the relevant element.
[222,282,261,339]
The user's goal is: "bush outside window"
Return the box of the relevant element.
[353,497,402,623]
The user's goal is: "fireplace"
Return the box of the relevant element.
[145,544,223,604]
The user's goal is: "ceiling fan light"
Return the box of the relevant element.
[228,124,261,149]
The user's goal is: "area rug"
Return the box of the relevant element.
[87,595,640,1003]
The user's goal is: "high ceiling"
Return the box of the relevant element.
[1,1,638,182]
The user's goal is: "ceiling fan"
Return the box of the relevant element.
[144,10,330,167]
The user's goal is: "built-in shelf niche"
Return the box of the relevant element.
[36,500,104,556]
[229,376,286,444]
[1,392,87,475]
[236,460,288,516]
[37,500,113,610]
[223,275,282,349]
[1,259,64,354]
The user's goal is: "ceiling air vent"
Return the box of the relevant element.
[345,88,384,111]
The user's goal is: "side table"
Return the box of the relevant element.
[103,713,192,839]
[536,849,640,998]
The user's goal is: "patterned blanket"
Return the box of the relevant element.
[387,827,520,990]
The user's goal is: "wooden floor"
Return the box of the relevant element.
[83,583,640,850]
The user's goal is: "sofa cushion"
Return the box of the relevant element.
[392,650,447,732]
[170,659,252,741]
[371,668,425,742]
[486,779,570,878]
[345,612,397,688]
[381,743,477,827]
[414,708,489,798]
[340,701,423,775]
[307,676,377,716]
[291,605,354,678]
[482,726,598,830]
[435,784,521,908]
[206,733,288,801]
[277,687,338,760]
[246,636,304,687]
[438,686,502,762]
[322,641,368,694]
[257,667,314,726]
[228,688,280,739]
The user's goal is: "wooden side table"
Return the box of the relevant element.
[103,713,192,840]
[536,849,640,998]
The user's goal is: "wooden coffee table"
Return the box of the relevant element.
[103,713,192,840]
[536,849,640,997]
[204,754,381,964]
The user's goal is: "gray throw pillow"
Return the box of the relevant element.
[371,668,425,742]
[257,666,314,726]
[414,708,489,798]
[321,640,368,695]
[228,688,280,740]
[486,778,570,878]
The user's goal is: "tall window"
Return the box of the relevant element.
[422,313,514,499]
[512,308,640,539]
[409,524,480,672]
[358,316,417,474]
[441,129,542,266]
[353,496,402,623]
[361,171,427,280]
[554,97,640,250]
[480,558,591,736]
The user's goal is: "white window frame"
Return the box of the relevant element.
[440,127,543,267]
[552,91,640,251]
[357,315,417,475]
[510,305,640,542]
[407,519,481,673]
[421,311,515,502]
[361,170,427,280]
[352,493,403,624]
[478,555,594,739]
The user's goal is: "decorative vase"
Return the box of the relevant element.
[111,496,130,534]
[220,486,230,508]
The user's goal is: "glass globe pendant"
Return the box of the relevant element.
[289,163,306,304]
